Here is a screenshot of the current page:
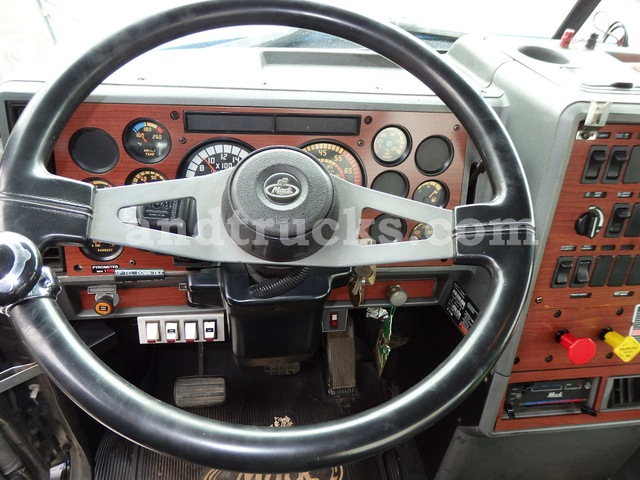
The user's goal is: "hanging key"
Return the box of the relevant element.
[348,265,376,308]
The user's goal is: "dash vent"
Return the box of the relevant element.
[603,376,640,411]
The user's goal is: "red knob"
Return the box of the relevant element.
[556,330,596,365]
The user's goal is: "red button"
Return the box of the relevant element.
[330,313,339,329]
[556,330,596,365]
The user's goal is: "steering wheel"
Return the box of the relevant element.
[0,0,534,472]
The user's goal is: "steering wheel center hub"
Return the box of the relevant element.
[222,147,339,262]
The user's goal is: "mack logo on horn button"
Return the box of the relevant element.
[263,173,301,204]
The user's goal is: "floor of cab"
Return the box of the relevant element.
[94,344,426,480]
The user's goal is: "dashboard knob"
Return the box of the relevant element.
[387,285,408,307]
[599,327,640,362]
[94,293,119,316]
[556,329,596,365]
[575,208,603,238]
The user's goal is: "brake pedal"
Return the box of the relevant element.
[174,376,226,408]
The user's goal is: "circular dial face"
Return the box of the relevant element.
[369,214,406,244]
[125,168,168,185]
[178,140,253,177]
[409,223,434,241]
[123,119,171,164]
[81,178,124,261]
[412,180,449,208]
[373,126,410,165]
[301,142,364,186]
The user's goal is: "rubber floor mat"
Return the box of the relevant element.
[95,345,400,479]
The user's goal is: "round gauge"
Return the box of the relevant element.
[409,223,434,241]
[83,177,115,189]
[415,136,453,175]
[413,180,449,208]
[123,119,171,164]
[178,139,253,177]
[70,128,119,173]
[369,214,406,244]
[371,171,409,198]
[373,126,411,165]
[80,177,123,261]
[301,142,364,186]
[125,168,168,185]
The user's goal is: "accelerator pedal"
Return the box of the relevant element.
[173,376,226,408]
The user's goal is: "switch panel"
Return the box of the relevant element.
[137,313,225,344]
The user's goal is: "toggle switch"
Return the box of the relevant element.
[556,329,596,365]
[599,327,640,362]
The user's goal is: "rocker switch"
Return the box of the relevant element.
[145,322,160,344]
[552,257,574,288]
[203,320,217,342]
[165,322,179,343]
[571,257,593,287]
[603,148,629,183]
[582,146,607,183]
[184,322,198,343]
[606,204,631,237]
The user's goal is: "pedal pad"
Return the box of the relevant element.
[174,376,226,408]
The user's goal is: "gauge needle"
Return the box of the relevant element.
[205,161,217,173]
[137,132,147,143]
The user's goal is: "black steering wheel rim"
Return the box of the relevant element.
[0,0,535,472]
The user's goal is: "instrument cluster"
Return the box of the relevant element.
[53,104,468,275]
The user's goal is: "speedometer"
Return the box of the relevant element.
[178,139,253,177]
[301,141,364,186]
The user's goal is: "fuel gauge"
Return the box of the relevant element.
[412,180,449,208]
[409,223,434,241]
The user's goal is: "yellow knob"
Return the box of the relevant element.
[600,328,640,363]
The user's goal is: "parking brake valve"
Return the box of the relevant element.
[599,328,640,362]
[556,329,596,365]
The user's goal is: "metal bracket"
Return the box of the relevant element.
[0,363,43,394]
[1,267,61,315]
[584,101,611,130]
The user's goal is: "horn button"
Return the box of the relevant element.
[222,147,339,262]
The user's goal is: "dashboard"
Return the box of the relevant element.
[2,27,640,479]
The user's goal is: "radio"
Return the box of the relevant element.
[503,378,599,419]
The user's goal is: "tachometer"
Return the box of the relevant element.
[301,141,364,186]
[178,139,253,177]
[123,119,171,164]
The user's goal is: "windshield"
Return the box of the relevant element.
[0,0,639,84]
